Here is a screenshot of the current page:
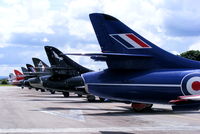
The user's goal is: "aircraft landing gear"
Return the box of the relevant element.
[77,94,82,97]
[131,103,153,112]
[87,95,96,102]
[99,97,105,102]
[50,90,55,94]
[62,92,69,97]
[40,89,45,92]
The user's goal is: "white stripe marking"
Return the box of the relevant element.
[109,34,131,49]
[119,34,142,48]
[0,126,200,133]
[87,83,181,87]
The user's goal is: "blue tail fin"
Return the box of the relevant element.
[89,13,200,69]
[89,13,158,54]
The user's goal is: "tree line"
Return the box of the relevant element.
[180,50,200,61]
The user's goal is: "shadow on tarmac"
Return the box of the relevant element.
[22,89,200,115]
[83,107,200,116]
[55,100,111,103]
[40,107,125,112]
[22,94,79,98]
[27,99,66,102]
[38,105,200,116]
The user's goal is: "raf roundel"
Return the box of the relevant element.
[181,73,200,95]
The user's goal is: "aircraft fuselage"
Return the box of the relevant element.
[38,75,87,94]
[83,69,200,104]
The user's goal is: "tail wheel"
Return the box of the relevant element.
[99,97,105,102]
[63,92,69,97]
[77,94,82,97]
[40,89,45,92]
[87,95,96,102]
[131,103,153,112]
[50,90,55,94]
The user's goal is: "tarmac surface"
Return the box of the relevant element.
[0,86,200,134]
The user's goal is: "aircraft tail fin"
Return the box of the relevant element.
[32,58,49,72]
[89,13,200,70]
[90,13,156,53]
[21,67,28,74]
[44,46,92,76]
[14,70,24,80]
[14,70,23,76]
[8,73,15,80]
[26,64,36,72]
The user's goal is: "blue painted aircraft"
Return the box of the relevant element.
[68,13,200,111]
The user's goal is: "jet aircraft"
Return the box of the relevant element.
[9,70,24,87]
[68,13,200,111]
[27,58,51,92]
[20,67,33,89]
[42,46,99,101]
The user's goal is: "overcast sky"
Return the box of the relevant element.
[1,0,200,76]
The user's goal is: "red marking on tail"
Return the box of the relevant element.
[126,34,150,48]
[14,70,24,80]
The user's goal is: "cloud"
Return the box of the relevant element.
[0,0,55,43]
[1,0,200,76]
[63,0,102,40]
[160,0,200,36]
[0,43,12,48]
[0,54,4,59]
[0,45,48,65]
[189,41,200,51]
[171,51,180,55]
[0,64,21,76]
[41,37,49,43]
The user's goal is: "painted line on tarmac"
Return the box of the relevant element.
[0,126,200,133]
[40,110,85,122]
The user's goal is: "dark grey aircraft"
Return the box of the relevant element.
[27,58,52,92]
[39,46,98,101]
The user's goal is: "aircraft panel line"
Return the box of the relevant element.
[87,83,181,87]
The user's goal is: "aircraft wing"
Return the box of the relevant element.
[65,53,153,69]
[65,53,151,57]
[21,72,50,77]
[66,53,152,62]
[169,95,200,111]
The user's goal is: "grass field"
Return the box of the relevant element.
[0,84,14,86]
